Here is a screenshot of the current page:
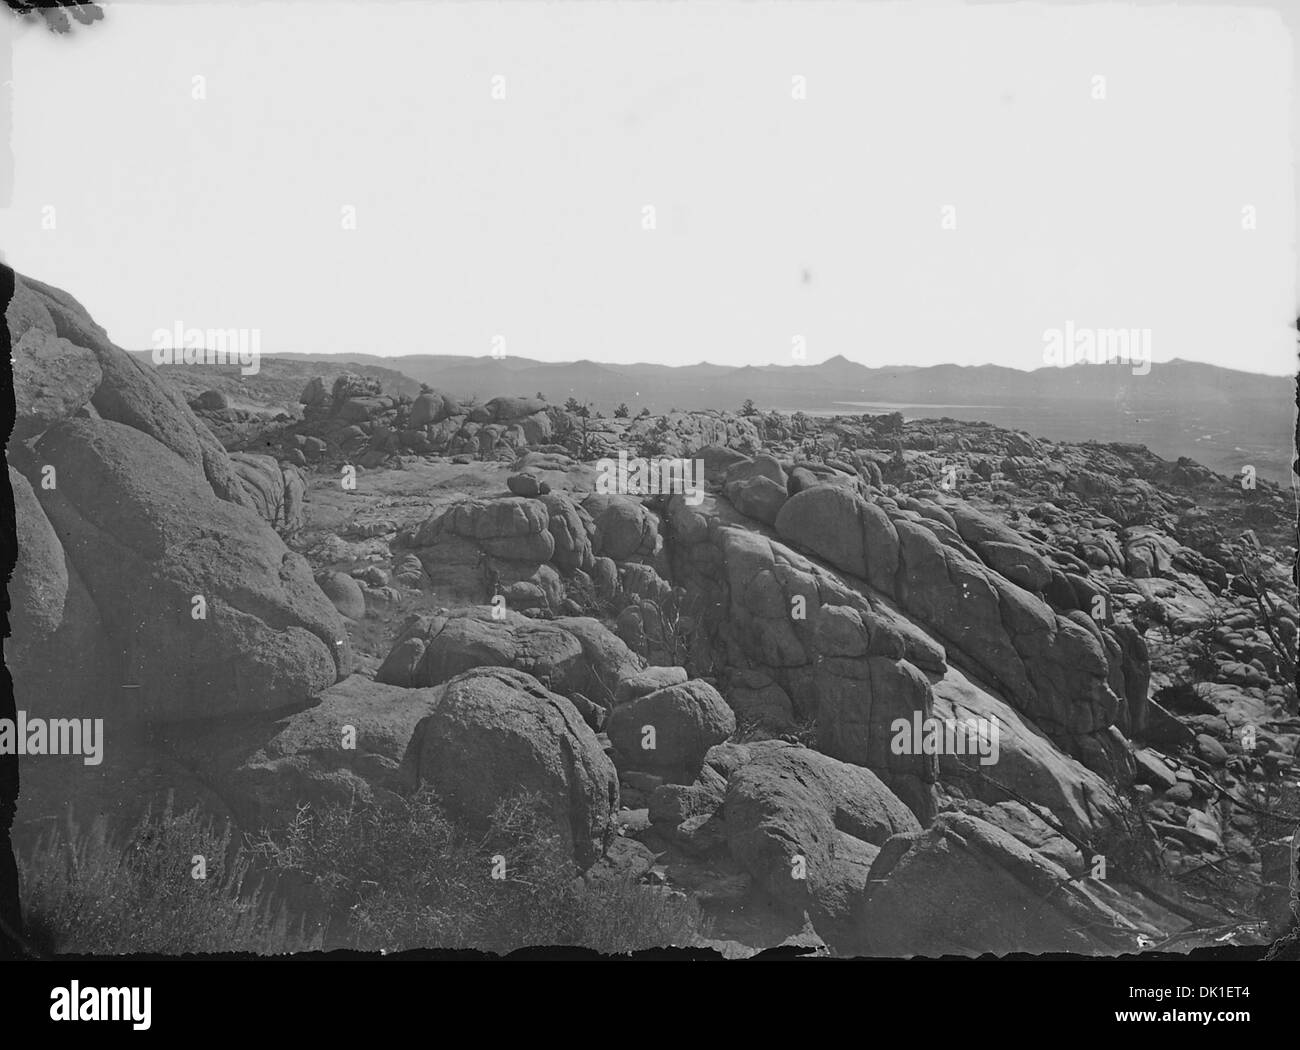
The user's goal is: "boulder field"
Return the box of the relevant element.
[6,266,1296,957]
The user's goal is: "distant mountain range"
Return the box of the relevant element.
[257,351,1291,415]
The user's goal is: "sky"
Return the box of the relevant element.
[0,0,1295,375]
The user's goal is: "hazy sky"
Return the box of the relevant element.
[0,1,1295,374]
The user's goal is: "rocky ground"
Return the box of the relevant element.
[7,268,1298,957]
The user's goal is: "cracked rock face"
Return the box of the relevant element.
[858,813,1152,956]
[772,484,1127,737]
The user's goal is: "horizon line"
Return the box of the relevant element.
[232,349,1297,381]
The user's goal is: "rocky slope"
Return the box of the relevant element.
[5,268,1297,957]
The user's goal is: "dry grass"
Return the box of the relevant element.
[20,789,705,956]
[18,796,312,956]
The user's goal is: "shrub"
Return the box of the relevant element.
[331,372,382,403]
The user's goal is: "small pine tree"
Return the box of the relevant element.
[614,403,630,418]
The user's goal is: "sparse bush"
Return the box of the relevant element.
[1225,540,1298,690]
[330,372,383,403]
[637,415,673,459]
[1131,596,1170,641]
[624,589,708,674]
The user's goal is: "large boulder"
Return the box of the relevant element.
[9,323,102,445]
[774,485,899,595]
[171,675,445,829]
[398,667,619,868]
[697,444,753,484]
[507,472,545,498]
[724,742,920,946]
[31,418,351,720]
[376,608,642,702]
[14,274,254,510]
[582,494,659,561]
[725,475,788,526]
[518,411,553,445]
[409,389,459,427]
[858,813,1150,956]
[410,497,555,563]
[7,466,113,714]
[539,493,595,571]
[486,396,548,423]
[606,679,735,776]
[314,570,366,620]
[615,666,689,703]
[723,453,787,490]
[191,389,229,411]
[299,376,328,406]
[335,396,387,423]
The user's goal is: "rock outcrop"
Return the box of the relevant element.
[8,271,352,722]
[376,608,643,705]
[859,813,1152,956]
[32,418,351,719]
